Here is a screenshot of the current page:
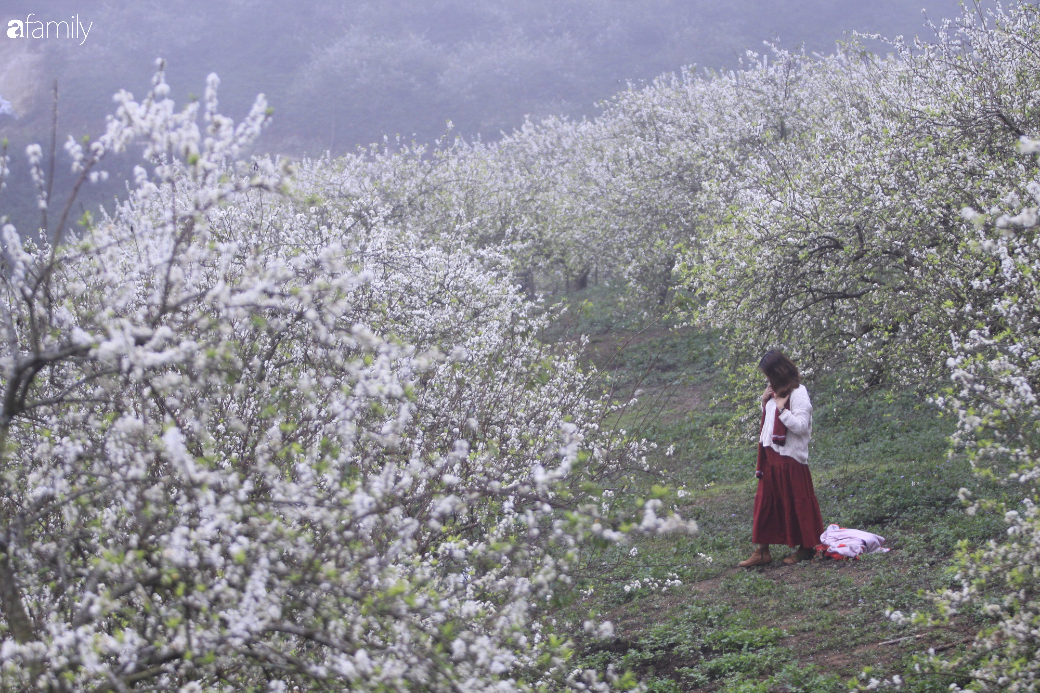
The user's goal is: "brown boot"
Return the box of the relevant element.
[738,544,772,567]
[782,547,815,565]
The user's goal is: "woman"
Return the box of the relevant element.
[739,350,824,567]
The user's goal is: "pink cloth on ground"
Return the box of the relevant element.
[818,524,890,559]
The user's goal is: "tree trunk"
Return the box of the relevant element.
[0,552,34,643]
[576,268,590,291]
[658,256,676,305]
[0,409,34,643]
[518,268,536,299]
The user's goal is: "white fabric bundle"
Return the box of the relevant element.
[818,524,890,559]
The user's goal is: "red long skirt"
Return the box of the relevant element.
[752,444,824,548]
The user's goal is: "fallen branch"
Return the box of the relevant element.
[879,633,928,646]
[931,638,973,653]
[878,633,974,653]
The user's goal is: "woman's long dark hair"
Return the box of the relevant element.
[759,350,801,398]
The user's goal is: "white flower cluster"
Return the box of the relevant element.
[0,66,695,691]
[621,573,682,595]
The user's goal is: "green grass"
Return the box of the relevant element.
[541,285,1010,692]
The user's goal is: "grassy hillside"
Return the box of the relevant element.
[542,286,1009,692]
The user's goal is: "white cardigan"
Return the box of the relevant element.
[759,384,812,464]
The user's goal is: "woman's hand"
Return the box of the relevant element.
[761,385,774,404]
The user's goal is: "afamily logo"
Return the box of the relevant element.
[7,14,93,45]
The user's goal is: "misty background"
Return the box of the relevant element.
[0,0,968,233]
